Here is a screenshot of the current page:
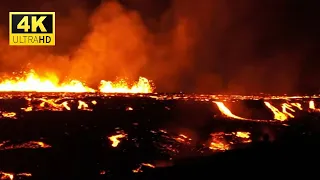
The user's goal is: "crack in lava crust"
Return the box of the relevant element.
[0,93,320,176]
[0,92,319,122]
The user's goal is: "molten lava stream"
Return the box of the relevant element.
[213,101,292,122]
[213,101,250,120]
[0,69,154,93]
[264,102,288,121]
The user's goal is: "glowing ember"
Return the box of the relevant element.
[0,141,51,150]
[91,100,97,105]
[78,100,91,111]
[174,134,192,143]
[132,163,155,173]
[0,172,13,180]
[0,172,31,180]
[209,132,230,151]
[234,132,250,139]
[209,131,252,151]
[16,173,32,177]
[209,141,230,151]
[0,69,154,93]
[108,132,127,147]
[126,107,133,111]
[1,112,17,119]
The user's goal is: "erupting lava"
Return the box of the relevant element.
[0,70,154,93]
[0,70,94,93]
[99,77,153,93]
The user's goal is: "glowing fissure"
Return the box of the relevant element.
[0,70,154,93]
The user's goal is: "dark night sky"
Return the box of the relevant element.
[0,0,319,94]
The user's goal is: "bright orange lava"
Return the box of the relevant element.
[0,69,154,93]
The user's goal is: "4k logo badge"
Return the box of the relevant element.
[9,12,55,46]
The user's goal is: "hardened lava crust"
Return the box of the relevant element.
[0,92,320,179]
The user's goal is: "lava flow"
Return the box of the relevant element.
[213,101,247,120]
[0,69,154,93]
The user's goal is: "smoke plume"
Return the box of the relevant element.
[0,0,319,93]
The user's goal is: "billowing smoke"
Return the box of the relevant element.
[0,0,319,93]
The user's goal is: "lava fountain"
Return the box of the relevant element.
[0,69,154,93]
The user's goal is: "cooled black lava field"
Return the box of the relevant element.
[0,93,320,179]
